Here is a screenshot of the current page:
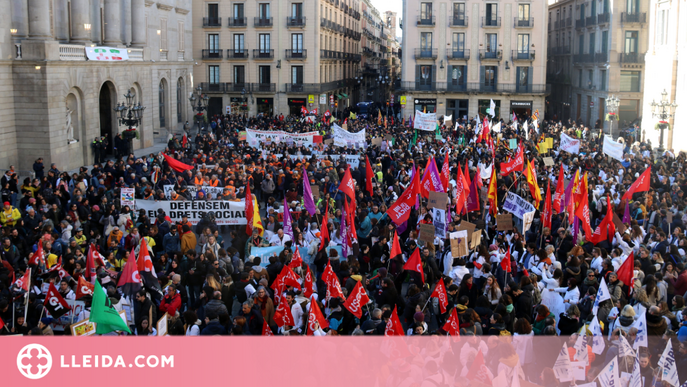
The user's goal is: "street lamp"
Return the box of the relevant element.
[378,73,390,117]
[650,89,678,154]
[114,89,146,153]
[189,85,209,133]
[605,95,620,139]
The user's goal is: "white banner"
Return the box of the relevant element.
[163,185,228,200]
[560,133,581,154]
[603,136,624,162]
[332,124,366,148]
[246,128,319,148]
[85,47,129,61]
[120,188,135,207]
[413,110,437,131]
[136,200,247,225]
[502,191,537,219]
[273,154,361,169]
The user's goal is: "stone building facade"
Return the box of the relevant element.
[1,0,194,171]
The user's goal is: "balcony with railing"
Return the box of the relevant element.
[362,47,374,57]
[226,49,249,59]
[566,17,572,27]
[252,49,274,59]
[286,83,321,93]
[468,82,498,92]
[482,17,501,27]
[585,15,596,26]
[414,48,438,59]
[594,51,608,62]
[575,19,585,28]
[597,12,610,24]
[200,82,228,93]
[203,17,221,27]
[397,81,447,92]
[552,46,571,55]
[254,17,273,27]
[201,49,223,59]
[446,82,467,92]
[449,16,468,27]
[479,49,502,60]
[285,49,307,60]
[227,17,247,27]
[574,53,593,63]
[448,49,470,60]
[251,83,276,93]
[554,20,560,29]
[619,52,645,63]
[621,12,647,23]
[286,16,306,27]
[514,18,534,28]
[499,84,551,94]
[417,16,436,26]
[511,50,535,61]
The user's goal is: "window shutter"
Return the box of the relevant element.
[160,18,168,51]
[480,66,485,84]
[528,67,533,87]
[432,65,437,84]
[415,65,421,88]
[178,21,184,52]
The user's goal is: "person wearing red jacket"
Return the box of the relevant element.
[159,285,182,316]
[667,263,687,298]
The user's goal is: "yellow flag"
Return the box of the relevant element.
[252,197,264,236]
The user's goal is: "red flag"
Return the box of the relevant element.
[303,267,315,298]
[390,231,403,259]
[365,155,374,196]
[0,317,4,331]
[75,275,95,299]
[500,247,512,273]
[606,196,616,238]
[455,162,470,215]
[245,181,254,236]
[44,282,71,319]
[85,244,98,283]
[420,157,442,197]
[466,350,493,384]
[575,186,593,238]
[440,151,450,191]
[542,181,552,230]
[500,144,524,176]
[288,248,304,269]
[182,133,188,148]
[279,266,302,290]
[162,153,193,173]
[475,165,484,191]
[14,268,31,292]
[622,166,651,201]
[343,280,370,318]
[403,249,425,284]
[431,278,448,314]
[388,167,420,225]
[617,252,635,291]
[307,297,329,335]
[466,174,481,213]
[319,204,330,251]
[28,242,44,266]
[384,306,405,336]
[553,164,565,213]
[118,249,143,297]
[137,238,156,277]
[464,162,472,193]
[262,320,273,336]
[273,296,295,327]
[337,167,356,200]
[322,261,344,300]
[442,307,460,336]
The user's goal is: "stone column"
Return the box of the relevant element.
[54,0,70,41]
[103,0,122,46]
[27,0,52,39]
[131,0,146,46]
[11,0,29,40]
[70,0,92,43]
[121,0,132,46]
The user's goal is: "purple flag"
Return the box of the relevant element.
[623,200,631,223]
[427,157,445,192]
[397,220,408,235]
[563,175,575,210]
[341,209,348,258]
[283,197,294,241]
[410,164,420,210]
[303,166,317,216]
[572,216,580,244]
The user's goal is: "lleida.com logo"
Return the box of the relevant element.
[17,343,175,379]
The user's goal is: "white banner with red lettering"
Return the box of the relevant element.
[245,129,319,148]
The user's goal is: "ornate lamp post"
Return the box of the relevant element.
[650,89,678,154]
[604,95,619,139]
[189,86,209,133]
[114,90,145,153]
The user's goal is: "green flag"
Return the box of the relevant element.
[89,280,131,334]
[412,129,417,146]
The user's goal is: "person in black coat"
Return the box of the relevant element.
[509,282,533,323]
[238,303,264,335]
[457,274,479,308]
[375,278,405,314]
[33,158,44,180]
[557,304,581,335]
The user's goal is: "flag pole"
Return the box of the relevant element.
[23,270,31,323]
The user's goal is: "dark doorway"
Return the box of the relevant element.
[99,81,116,156]
[208,97,223,119]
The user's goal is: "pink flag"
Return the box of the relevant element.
[283,197,294,241]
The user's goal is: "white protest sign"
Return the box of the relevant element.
[245,128,319,148]
[163,185,227,199]
[137,200,247,225]
[120,188,135,207]
[603,136,625,162]
[560,133,581,154]
[414,110,437,131]
[432,208,446,239]
[332,124,366,148]
[502,192,537,219]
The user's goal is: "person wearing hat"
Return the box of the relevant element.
[0,201,21,227]
[38,317,54,336]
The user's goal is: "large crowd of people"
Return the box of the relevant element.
[1,110,686,386]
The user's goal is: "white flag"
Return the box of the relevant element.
[596,356,619,387]
[658,340,680,387]
[592,277,611,316]
[481,164,493,180]
[524,120,529,140]
[444,114,452,123]
[553,342,573,382]
[589,315,606,354]
[573,333,589,366]
[489,99,496,117]
[618,333,636,359]
[533,119,539,133]
[632,312,648,350]
[629,357,643,387]
[492,121,502,133]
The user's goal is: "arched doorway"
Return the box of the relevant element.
[159,79,168,130]
[99,81,117,156]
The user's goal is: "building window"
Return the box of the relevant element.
[578,69,582,88]
[452,32,465,54]
[486,3,498,25]
[292,66,303,84]
[578,34,584,54]
[486,33,497,53]
[453,3,465,22]
[601,30,608,53]
[234,34,244,51]
[420,2,432,20]
[208,34,219,52]
[259,34,271,52]
[657,10,669,45]
[420,32,432,50]
[587,70,593,88]
[259,65,271,84]
[234,66,245,85]
[620,71,641,92]
[484,66,496,86]
[208,3,219,24]
[292,33,303,52]
[627,0,639,14]
[624,31,638,53]
[159,80,166,128]
[259,3,271,18]
[589,32,595,54]
[517,34,530,53]
[292,3,303,18]
[209,65,220,84]
[600,70,606,91]
[518,4,530,21]
[234,3,244,18]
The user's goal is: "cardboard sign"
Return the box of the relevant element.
[385,134,394,141]
[157,313,169,336]
[543,157,555,167]
[419,224,436,243]
[538,142,548,153]
[545,138,553,148]
[470,231,482,249]
[239,131,247,141]
[372,137,383,147]
[324,138,334,145]
[456,221,476,237]
[667,212,673,224]
[450,231,469,257]
[612,213,627,234]
[496,214,513,231]
[311,185,320,200]
[427,191,449,210]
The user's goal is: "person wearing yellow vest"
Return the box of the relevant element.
[1,201,21,227]
[73,228,87,250]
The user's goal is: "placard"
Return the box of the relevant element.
[509,139,518,149]
[543,157,555,167]
[70,318,97,336]
[612,213,628,234]
[433,208,446,239]
[667,212,673,224]
[496,214,513,231]
[538,142,548,153]
[456,221,476,237]
[470,231,482,249]
[450,231,468,257]
[419,224,436,243]
[157,313,169,336]
[324,138,333,145]
[372,138,383,147]
[427,191,448,210]
[311,185,320,200]
[238,131,247,141]
[545,138,553,148]
[120,188,135,207]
